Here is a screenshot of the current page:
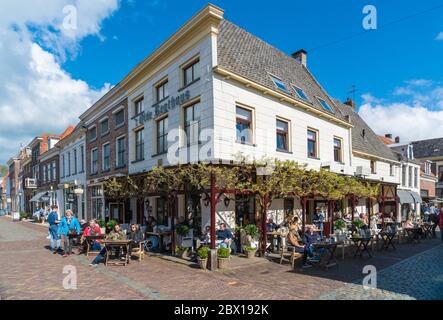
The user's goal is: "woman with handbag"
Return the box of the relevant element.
[57,210,81,257]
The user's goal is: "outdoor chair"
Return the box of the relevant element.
[279,239,302,268]
[131,242,145,261]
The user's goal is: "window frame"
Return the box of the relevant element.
[134,97,144,117]
[182,57,200,87]
[156,116,168,154]
[155,78,169,103]
[114,108,125,128]
[100,117,110,137]
[89,126,97,142]
[370,160,377,175]
[307,128,319,159]
[134,127,145,162]
[115,135,126,169]
[183,101,201,147]
[333,136,343,163]
[276,118,290,152]
[102,143,111,172]
[292,85,310,101]
[236,105,254,145]
[269,74,289,92]
[316,97,335,114]
[91,148,98,174]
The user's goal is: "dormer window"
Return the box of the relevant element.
[317,98,335,114]
[269,75,289,92]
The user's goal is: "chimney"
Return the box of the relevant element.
[385,133,392,139]
[395,136,400,143]
[344,97,356,110]
[292,49,307,67]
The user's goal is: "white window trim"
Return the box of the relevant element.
[276,116,291,152]
[102,143,111,171]
[91,148,98,174]
[115,135,126,168]
[333,136,344,163]
[235,102,256,146]
[307,127,320,159]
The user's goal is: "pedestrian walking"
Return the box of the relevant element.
[47,205,61,254]
[57,209,81,257]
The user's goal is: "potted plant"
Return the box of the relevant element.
[244,224,259,238]
[96,219,106,234]
[334,219,347,231]
[176,245,188,259]
[217,247,230,269]
[197,246,209,270]
[244,246,256,259]
[105,219,118,233]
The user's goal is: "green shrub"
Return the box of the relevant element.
[106,219,119,230]
[353,219,365,229]
[244,224,259,238]
[217,247,230,258]
[244,247,256,252]
[197,246,210,259]
[20,212,28,220]
[334,219,347,230]
[176,245,187,254]
[176,224,190,236]
[96,219,106,228]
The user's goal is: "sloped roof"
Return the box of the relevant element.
[217,20,347,122]
[339,102,398,161]
[411,138,443,159]
[378,135,395,145]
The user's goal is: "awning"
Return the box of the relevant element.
[397,190,415,204]
[30,192,47,202]
[410,191,422,203]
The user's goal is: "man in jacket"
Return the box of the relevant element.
[47,205,61,254]
[57,209,81,257]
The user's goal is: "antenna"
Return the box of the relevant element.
[348,85,357,102]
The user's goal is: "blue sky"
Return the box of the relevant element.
[1,0,443,164]
[62,0,443,106]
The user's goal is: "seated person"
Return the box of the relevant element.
[145,219,160,251]
[90,224,126,266]
[216,223,233,249]
[266,218,278,233]
[359,213,369,226]
[82,219,102,252]
[301,225,320,267]
[403,219,414,229]
[200,225,211,245]
[127,224,144,252]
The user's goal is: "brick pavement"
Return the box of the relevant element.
[1,217,442,300]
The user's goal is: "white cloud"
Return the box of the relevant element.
[436,32,443,41]
[0,0,119,163]
[359,82,443,143]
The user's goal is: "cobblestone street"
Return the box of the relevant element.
[1,217,442,300]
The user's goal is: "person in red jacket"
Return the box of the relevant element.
[439,208,443,242]
[82,220,102,251]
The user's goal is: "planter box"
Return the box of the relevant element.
[245,250,256,259]
[197,257,208,270]
[217,257,230,269]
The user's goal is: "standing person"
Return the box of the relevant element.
[47,205,61,254]
[439,208,443,242]
[57,210,81,257]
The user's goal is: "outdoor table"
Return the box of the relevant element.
[379,232,396,251]
[84,235,105,257]
[350,237,372,258]
[145,231,171,252]
[312,242,340,269]
[103,240,132,266]
[404,227,421,244]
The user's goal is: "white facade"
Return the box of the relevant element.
[58,132,87,219]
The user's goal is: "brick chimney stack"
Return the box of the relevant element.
[344,97,356,110]
[395,136,400,143]
[385,133,392,139]
[292,49,307,67]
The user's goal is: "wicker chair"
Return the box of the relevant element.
[131,242,145,261]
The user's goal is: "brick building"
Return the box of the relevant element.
[80,98,129,221]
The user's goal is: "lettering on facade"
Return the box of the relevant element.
[134,90,191,126]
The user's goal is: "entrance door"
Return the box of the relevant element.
[235,195,255,227]
[109,203,125,223]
